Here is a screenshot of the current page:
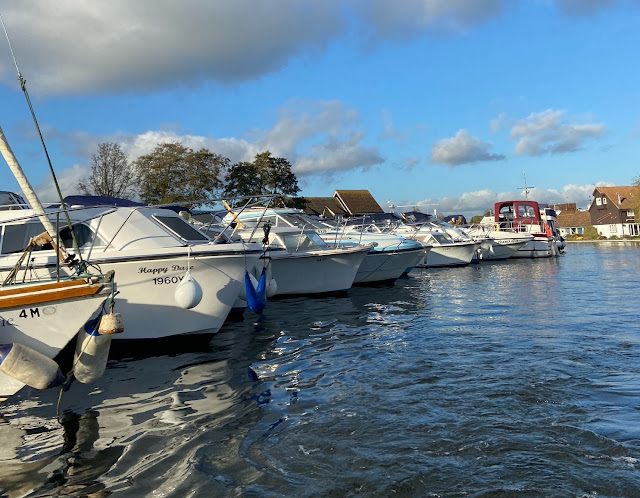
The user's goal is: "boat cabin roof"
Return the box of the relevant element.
[494,200,542,222]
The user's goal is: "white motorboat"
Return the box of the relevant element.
[379,212,478,268]
[479,200,566,258]
[465,226,534,261]
[229,224,369,297]
[211,208,370,296]
[0,195,263,340]
[226,208,427,284]
[326,229,427,283]
[409,231,477,267]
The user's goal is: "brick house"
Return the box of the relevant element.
[556,207,591,237]
[589,186,639,237]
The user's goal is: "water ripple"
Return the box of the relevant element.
[2,244,640,496]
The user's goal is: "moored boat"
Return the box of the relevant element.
[480,200,566,258]
[0,272,116,401]
[225,208,427,284]
[224,221,369,297]
[0,197,263,339]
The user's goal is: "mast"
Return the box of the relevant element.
[518,173,535,200]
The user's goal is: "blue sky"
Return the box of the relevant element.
[0,1,638,219]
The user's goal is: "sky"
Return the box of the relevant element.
[0,0,638,219]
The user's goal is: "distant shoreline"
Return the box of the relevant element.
[566,239,640,244]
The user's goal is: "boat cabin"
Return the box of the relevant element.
[494,200,558,236]
[0,191,27,211]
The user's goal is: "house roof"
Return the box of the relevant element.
[300,197,347,218]
[333,190,384,216]
[557,210,591,228]
[552,202,577,213]
[593,186,638,209]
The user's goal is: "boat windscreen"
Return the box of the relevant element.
[153,215,210,242]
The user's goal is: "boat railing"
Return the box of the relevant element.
[496,219,548,234]
[0,204,119,283]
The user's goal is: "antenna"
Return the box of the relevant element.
[518,173,535,200]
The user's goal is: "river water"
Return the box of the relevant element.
[1,242,640,497]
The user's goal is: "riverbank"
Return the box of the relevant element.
[566,238,640,243]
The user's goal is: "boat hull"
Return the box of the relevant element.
[267,247,368,296]
[0,279,112,400]
[354,247,426,284]
[510,236,556,258]
[476,239,530,261]
[415,241,477,268]
[0,246,262,340]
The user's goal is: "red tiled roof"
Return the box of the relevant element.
[557,210,591,228]
[593,186,638,209]
[333,190,384,215]
[301,197,347,217]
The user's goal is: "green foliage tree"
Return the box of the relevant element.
[133,142,229,207]
[632,175,640,224]
[223,151,300,205]
[77,142,136,199]
[470,210,491,224]
[582,226,600,240]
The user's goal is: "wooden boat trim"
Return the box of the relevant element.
[0,278,93,297]
[0,282,105,309]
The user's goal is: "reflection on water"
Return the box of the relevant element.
[2,243,640,496]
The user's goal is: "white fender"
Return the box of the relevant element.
[266,278,278,298]
[174,271,203,309]
[73,329,113,384]
[0,343,65,390]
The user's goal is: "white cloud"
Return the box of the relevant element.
[354,0,506,40]
[294,138,383,175]
[404,157,421,169]
[1,1,629,95]
[490,112,507,133]
[398,182,613,220]
[34,164,87,203]
[510,109,606,156]
[430,129,505,166]
[44,99,384,180]
[0,1,345,94]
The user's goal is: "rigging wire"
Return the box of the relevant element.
[0,13,84,269]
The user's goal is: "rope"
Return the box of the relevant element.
[3,234,45,286]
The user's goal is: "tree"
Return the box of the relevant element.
[632,175,640,226]
[470,210,492,224]
[77,142,136,199]
[223,151,300,205]
[133,142,229,207]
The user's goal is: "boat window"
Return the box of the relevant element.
[282,233,322,251]
[1,222,106,254]
[498,205,514,220]
[428,233,452,244]
[518,204,536,218]
[0,192,27,211]
[60,224,107,249]
[252,215,279,226]
[153,215,210,242]
[1,223,51,253]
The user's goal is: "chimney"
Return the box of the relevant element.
[617,192,622,205]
